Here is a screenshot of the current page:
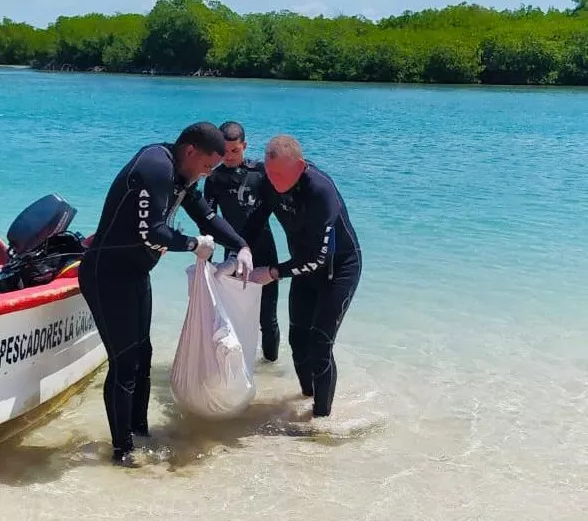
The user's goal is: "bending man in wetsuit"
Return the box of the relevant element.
[243,135,362,417]
[203,121,280,362]
[79,122,253,465]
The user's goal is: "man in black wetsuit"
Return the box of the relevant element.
[79,122,253,466]
[244,135,362,418]
[203,121,280,362]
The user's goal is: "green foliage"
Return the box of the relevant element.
[141,0,212,71]
[1,1,588,84]
[0,17,52,64]
[558,30,588,84]
[45,14,145,69]
[423,42,482,84]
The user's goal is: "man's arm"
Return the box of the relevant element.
[181,188,248,252]
[202,178,218,262]
[129,149,199,252]
[239,179,274,251]
[274,185,339,279]
[203,177,218,214]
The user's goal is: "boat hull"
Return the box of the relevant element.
[0,279,106,426]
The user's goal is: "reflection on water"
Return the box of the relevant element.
[0,352,388,486]
[0,343,586,521]
[0,372,106,487]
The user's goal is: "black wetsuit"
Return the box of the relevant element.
[241,161,362,416]
[204,159,280,361]
[78,143,247,456]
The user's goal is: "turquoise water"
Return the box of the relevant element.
[1,68,588,519]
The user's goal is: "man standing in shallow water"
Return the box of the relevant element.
[204,121,281,362]
[79,122,253,467]
[243,135,362,417]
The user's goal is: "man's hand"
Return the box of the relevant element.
[235,247,253,287]
[195,235,215,259]
[248,266,278,286]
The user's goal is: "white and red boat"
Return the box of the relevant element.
[0,195,105,434]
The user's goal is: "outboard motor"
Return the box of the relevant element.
[0,239,8,266]
[0,194,89,293]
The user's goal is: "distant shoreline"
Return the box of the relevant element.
[2,4,588,87]
[10,65,586,90]
[28,62,224,78]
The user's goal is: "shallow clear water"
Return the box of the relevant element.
[0,68,587,519]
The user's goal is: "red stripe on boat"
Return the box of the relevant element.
[0,279,81,316]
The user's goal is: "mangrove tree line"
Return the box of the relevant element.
[1,0,588,84]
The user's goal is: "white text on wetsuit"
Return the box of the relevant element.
[291,225,332,275]
[138,189,168,254]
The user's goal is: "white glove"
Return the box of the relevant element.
[235,247,253,284]
[195,235,215,259]
[214,257,238,278]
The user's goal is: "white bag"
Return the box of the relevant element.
[170,259,262,419]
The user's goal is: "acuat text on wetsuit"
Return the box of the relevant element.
[88,143,247,272]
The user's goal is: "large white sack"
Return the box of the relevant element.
[169,259,262,419]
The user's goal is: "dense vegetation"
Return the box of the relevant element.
[2,0,588,84]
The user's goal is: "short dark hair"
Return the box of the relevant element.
[219,121,245,142]
[175,122,225,156]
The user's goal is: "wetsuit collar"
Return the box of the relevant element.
[166,143,194,189]
[220,159,246,171]
[216,160,248,184]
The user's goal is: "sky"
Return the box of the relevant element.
[1,0,575,28]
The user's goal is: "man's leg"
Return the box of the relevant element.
[309,253,362,417]
[131,275,153,437]
[260,279,280,361]
[78,260,145,463]
[256,234,280,361]
[288,276,318,396]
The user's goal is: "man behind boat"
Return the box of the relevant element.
[79,122,253,466]
[203,121,281,362]
[244,135,362,418]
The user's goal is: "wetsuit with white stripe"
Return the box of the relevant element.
[78,143,247,457]
[241,160,362,416]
